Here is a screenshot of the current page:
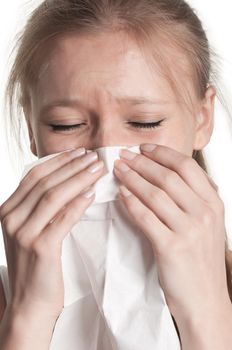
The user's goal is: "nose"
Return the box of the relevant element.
[87,124,127,150]
[85,117,134,150]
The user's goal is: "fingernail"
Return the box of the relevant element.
[119,185,132,197]
[119,149,137,160]
[140,144,157,152]
[114,160,130,172]
[87,160,104,173]
[70,147,86,158]
[82,152,98,167]
[82,187,96,198]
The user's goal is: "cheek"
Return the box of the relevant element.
[34,127,84,157]
[155,119,195,156]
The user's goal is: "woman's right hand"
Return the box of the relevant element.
[0,148,105,324]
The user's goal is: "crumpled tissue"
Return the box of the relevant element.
[22,145,181,350]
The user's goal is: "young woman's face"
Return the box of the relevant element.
[27,31,215,158]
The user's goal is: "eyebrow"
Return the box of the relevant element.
[39,96,169,118]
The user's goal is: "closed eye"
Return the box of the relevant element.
[49,119,164,132]
[49,124,85,131]
[128,120,164,129]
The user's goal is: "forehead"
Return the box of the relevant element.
[33,31,195,109]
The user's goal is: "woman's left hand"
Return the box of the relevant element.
[113,144,230,323]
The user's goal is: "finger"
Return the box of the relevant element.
[4,152,103,234]
[16,161,105,245]
[201,169,219,192]
[140,144,218,204]
[117,184,173,255]
[40,186,97,248]
[118,149,206,219]
[114,162,189,233]
[0,148,86,220]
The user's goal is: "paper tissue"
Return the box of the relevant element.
[22,145,181,350]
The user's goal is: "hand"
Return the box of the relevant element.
[113,144,230,322]
[0,148,106,323]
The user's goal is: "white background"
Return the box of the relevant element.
[1,1,232,266]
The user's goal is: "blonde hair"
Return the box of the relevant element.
[4,0,232,325]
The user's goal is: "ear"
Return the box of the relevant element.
[193,85,216,150]
[23,107,38,157]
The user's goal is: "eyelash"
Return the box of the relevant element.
[50,120,164,131]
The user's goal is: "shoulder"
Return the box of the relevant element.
[0,266,7,322]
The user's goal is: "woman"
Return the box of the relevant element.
[0,0,232,348]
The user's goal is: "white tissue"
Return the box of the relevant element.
[22,146,181,350]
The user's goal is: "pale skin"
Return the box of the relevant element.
[1,31,232,349]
